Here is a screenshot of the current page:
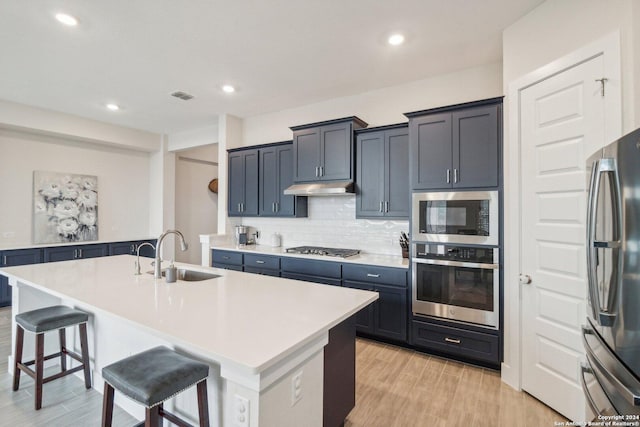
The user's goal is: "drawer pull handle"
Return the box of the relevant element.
[256,260,265,264]
[223,256,230,260]
[366,273,380,278]
[2,255,6,265]
[445,337,461,344]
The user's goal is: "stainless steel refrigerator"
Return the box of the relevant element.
[583,127,640,418]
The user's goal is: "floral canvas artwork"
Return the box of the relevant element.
[33,171,99,244]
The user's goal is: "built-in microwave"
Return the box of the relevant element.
[411,191,499,246]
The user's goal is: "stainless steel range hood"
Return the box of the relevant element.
[283,181,354,196]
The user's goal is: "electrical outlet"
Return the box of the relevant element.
[233,394,249,427]
[291,370,303,406]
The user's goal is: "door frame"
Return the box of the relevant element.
[502,31,621,390]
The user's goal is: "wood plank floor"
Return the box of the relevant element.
[0,307,565,426]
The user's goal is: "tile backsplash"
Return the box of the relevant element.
[228,196,409,256]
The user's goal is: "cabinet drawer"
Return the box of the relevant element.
[214,263,242,272]
[281,272,342,287]
[342,264,407,287]
[244,254,280,270]
[412,320,499,364]
[212,250,243,266]
[281,258,341,279]
[244,266,280,277]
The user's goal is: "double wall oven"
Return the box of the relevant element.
[411,191,500,328]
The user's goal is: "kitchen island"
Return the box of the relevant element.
[0,255,378,427]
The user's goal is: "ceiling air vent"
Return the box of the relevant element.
[171,91,194,101]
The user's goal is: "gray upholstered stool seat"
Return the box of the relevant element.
[13,305,92,410]
[101,346,210,427]
[16,305,89,333]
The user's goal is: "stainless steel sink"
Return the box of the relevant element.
[147,269,221,281]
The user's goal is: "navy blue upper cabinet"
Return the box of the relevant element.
[291,117,367,183]
[356,125,409,219]
[228,148,259,216]
[406,97,502,190]
[259,143,307,217]
[0,248,43,307]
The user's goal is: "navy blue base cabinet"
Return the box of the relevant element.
[342,264,408,343]
[44,244,108,262]
[0,248,43,307]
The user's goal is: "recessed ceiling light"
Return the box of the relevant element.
[106,103,120,111]
[222,85,235,94]
[55,13,78,27]
[388,33,405,46]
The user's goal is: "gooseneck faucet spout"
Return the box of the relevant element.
[154,230,189,279]
[134,242,156,275]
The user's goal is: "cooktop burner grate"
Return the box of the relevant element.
[285,246,360,258]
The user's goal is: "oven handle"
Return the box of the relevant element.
[411,258,498,270]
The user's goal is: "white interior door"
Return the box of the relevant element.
[520,55,606,420]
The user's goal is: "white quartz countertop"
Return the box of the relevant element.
[0,255,378,374]
[211,243,409,269]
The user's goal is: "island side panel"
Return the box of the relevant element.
[323,315,356,427]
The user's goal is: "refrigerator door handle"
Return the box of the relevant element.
[580,362,600,416]
[587,158,623,327]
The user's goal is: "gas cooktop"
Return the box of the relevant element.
[285,246,361,258]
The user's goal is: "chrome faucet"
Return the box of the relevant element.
[154,230,188,278]
[134,242,156,275]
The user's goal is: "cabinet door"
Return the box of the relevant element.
[410,112,452,190]
[452,105,499,188]
[0,248,42,307]
[385,129,410,218]
[293,128,321,182]
[320,122,352,181]
[259,146,278,215]
[109,241,136,256]
[374,284,407,342]
[44,246,77,262]
[356,131,385,218]
[78,244,108,259]
[242,149,259,216]
[276,145,297,216]
[228,152,245,216]
[343,281,375,334]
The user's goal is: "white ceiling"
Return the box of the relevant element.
[0,0,544,134]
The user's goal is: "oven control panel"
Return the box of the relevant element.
[414,243,495,263]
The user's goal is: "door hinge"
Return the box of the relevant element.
[595,77,608,97]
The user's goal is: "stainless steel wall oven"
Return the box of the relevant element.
[412,243,499,328]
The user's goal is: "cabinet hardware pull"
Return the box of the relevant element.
[385,201,389,213]
[366,273,380,278]
[446,169,451,184]
[445,337,461,344]
[320,166,324,176]
[2,255,6,265]
[256,260,265,264]
[315,166,319,177]
[454,168,458,183]
[237,203,241,212]
[79,249,83,258]
[131,244,135,253]
[73,249,78,258]
[223,256,230,260]
[379,201,383,212]
[275,202,278,212]
[272,202,276,212]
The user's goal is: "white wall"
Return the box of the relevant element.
[503,0,637,132]
[233,63,502,254]
[0,128,152,248]
[175,144,219,264]
[501,0,639,390]
[0,99,160,152]
[168,125,218,152]
[242,62,503,147]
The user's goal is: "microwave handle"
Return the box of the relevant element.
[586,158,622,327]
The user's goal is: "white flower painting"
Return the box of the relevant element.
[33,171,99,244]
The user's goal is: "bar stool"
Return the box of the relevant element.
[101,346,210,427]
[13,305,92,410]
